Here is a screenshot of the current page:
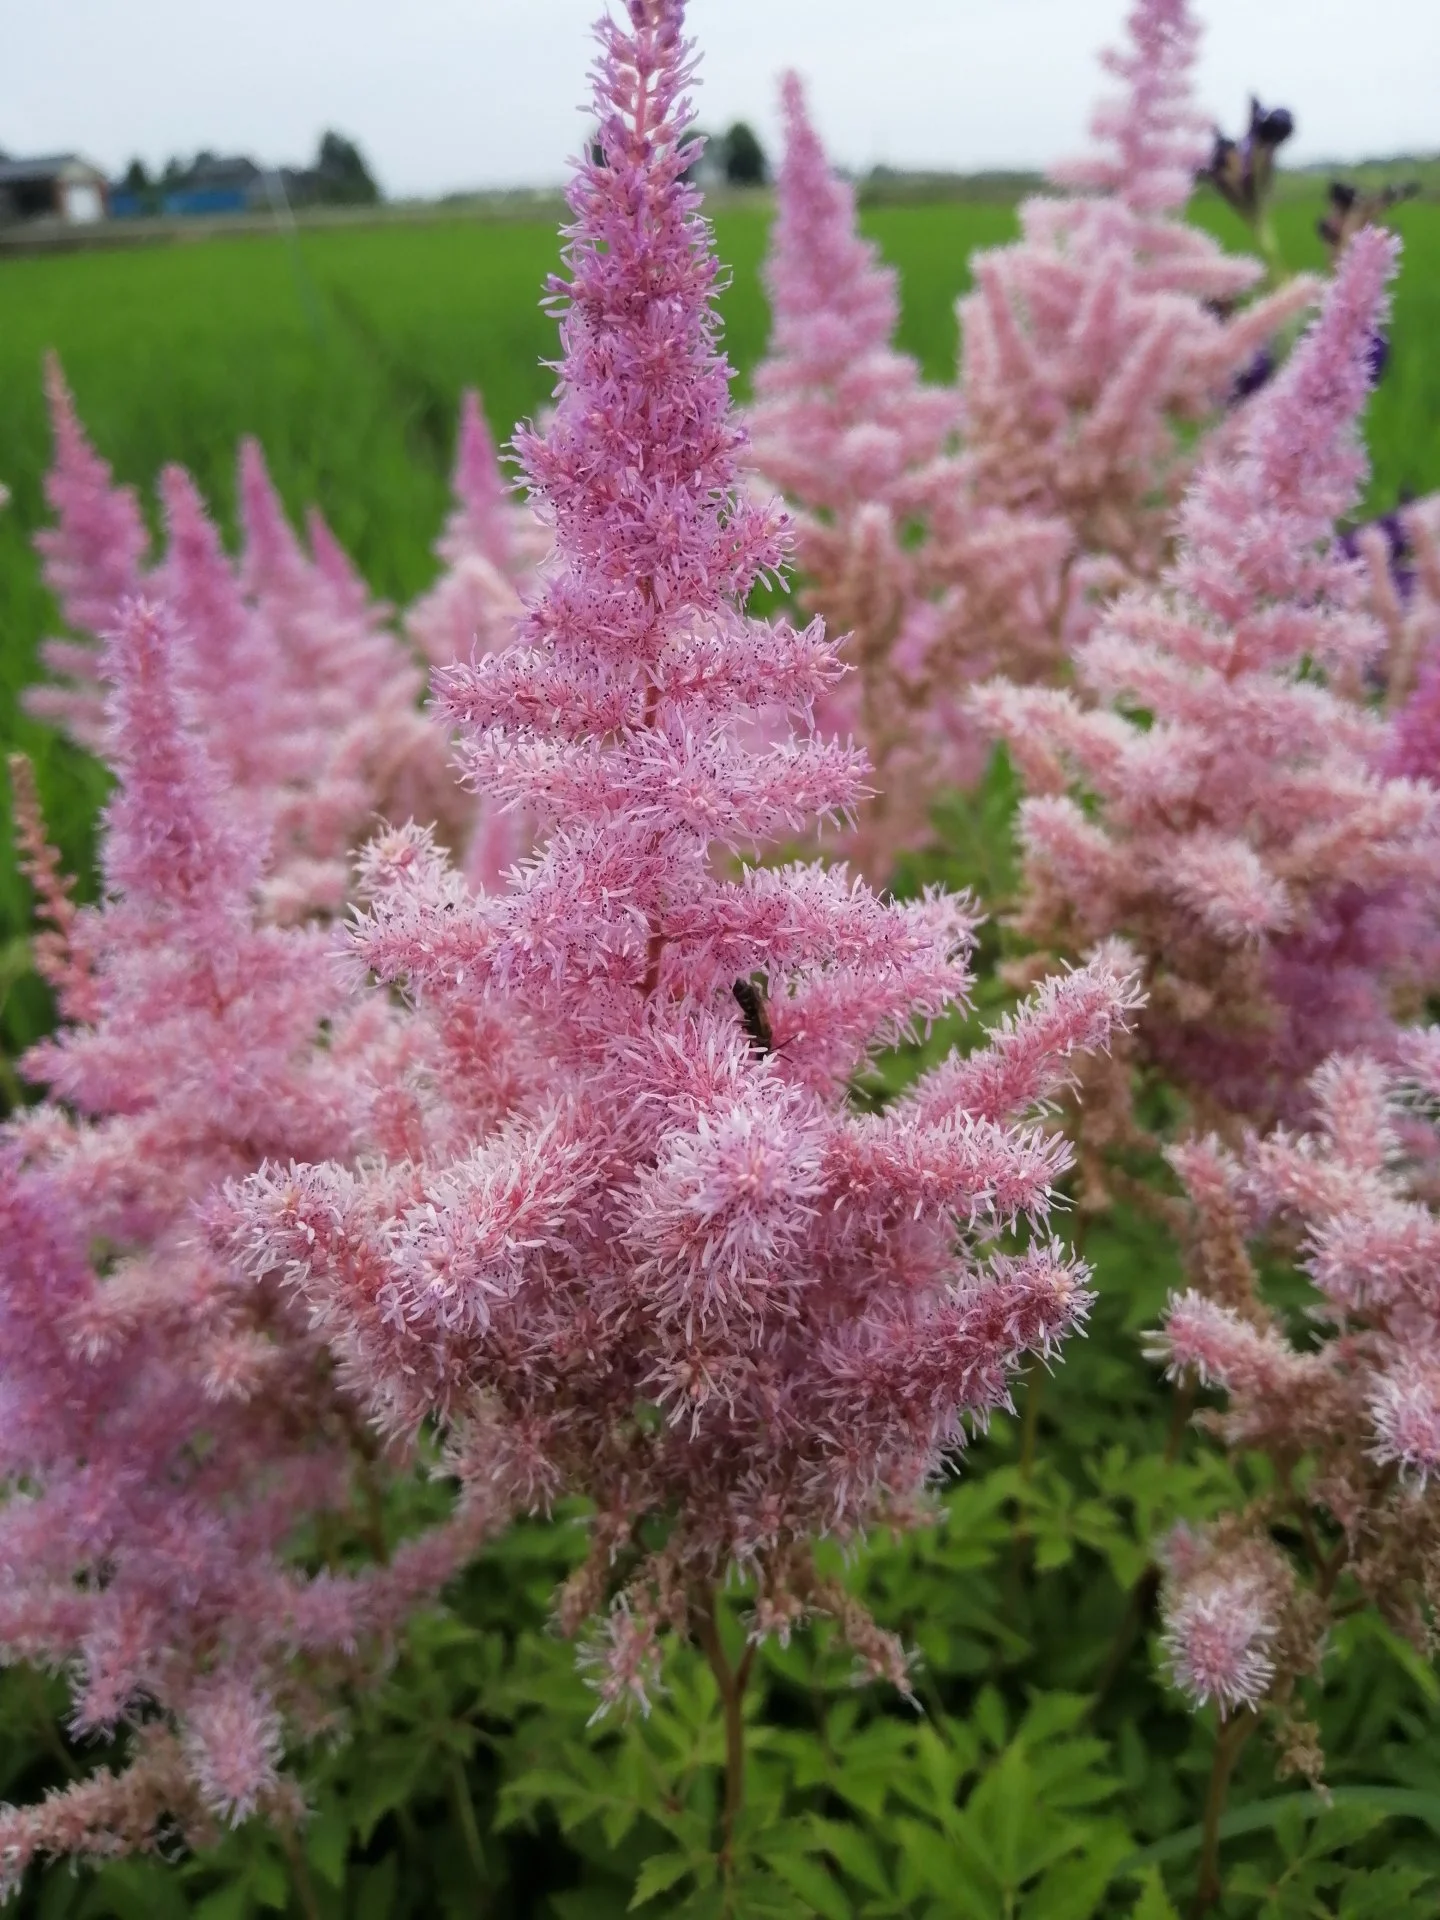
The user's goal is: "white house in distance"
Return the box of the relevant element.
[0,154,109,225]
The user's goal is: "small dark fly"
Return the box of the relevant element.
[732,977,775,1056]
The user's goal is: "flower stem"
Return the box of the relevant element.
[1189,1709,1257,1918]
[280,1820,322,1920]
[1256,213,1287,287]
[693,1591,753,1881]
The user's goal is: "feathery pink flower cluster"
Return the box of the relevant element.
[747,0,1314,880]
[405,386,550,675]
[959,0,1313,587]
[28,363,469,921]
[1151,1043,1440,1755]
[749,76,1072,874]
[221,0,1139,1708]
[0,602,491,1889]
[405,387,552,888]
[975,229,1440,1134]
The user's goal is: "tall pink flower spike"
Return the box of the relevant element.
[975,228,1440,1135]
[959,0,1315,592]
[27,356,149,751]
[0,603,502,1890]
[233,440,467,919]
[406,390,553,888]
[406,387,551,675]
[1152,1040,1440,1772]
[749,75,1073,876]
[224,0,1140,1725]
[25,382,466,923]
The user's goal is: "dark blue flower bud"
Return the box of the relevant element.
[1228,347,1275,406]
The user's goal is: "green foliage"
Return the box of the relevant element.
[4,767,1436,1915]
[2,192,1439,1913]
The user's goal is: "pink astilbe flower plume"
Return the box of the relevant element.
[1049,0,1209,212]
[409,389,547,671]
[27,356,149,750]
[749,75,1072,874]
[1160,1532,1288,1718]
[224,0,1140,1734]
[7,754,96,1026]
[407,391,553,888]
[0,600,498,1892]
[1151,1046,1440,1772]
[25,395,466,922]
[975,228,1440,1136]
[750,73,955,523]
[231,439,468,917]
[958,0,1315,589]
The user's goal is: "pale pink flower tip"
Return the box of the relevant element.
[1163,1571,1277,1715]
[1370,1359,1440,1485]
[579,1599,665,1723]
[181,1680,285,1825]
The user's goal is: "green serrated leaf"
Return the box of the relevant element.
[191,1886,250,1920]
[1119,1784,1440,1874]
[305,1802,349,1890]
[974,1685,1008,1751]
[762,1849,851,1920]
[245,1848,289,1912]
[1337,1864,1439,1919]
[355,1854,399,1920]
[1124,1868,1181,1920]
[803,1816,890,1895]
[1022,1828,1131,1920]
[629,1850,696,1909]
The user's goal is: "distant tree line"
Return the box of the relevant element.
[118,131,380,213]
[590,121,767,186]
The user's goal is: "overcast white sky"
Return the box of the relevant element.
[3,0,1436,198]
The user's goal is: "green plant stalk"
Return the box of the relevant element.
[1187,1513,1359,1913]
[1190,1709,1258,1918]
[693,1591,755,1887]
[1255,211,1287,287]
[1088,1378,1197,1720]
[447,1753,487,1889]
[280,1820,322,1920]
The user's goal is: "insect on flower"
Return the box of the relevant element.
[732,976,775,1056]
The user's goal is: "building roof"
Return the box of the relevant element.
[0,154,107,186]
[184,155,263,187]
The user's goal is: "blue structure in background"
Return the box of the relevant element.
[160,185,252,216]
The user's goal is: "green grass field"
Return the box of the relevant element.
[1,190,1438,1058]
